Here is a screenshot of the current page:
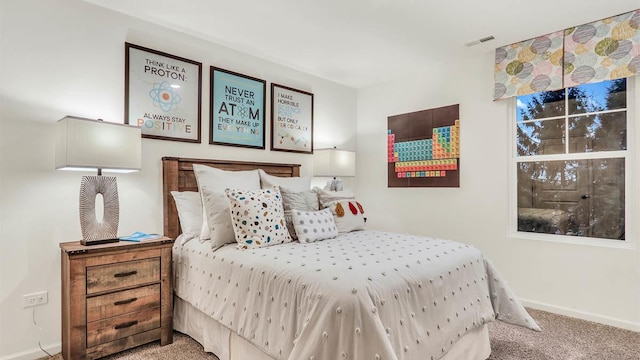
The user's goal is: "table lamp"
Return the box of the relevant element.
[55,116,141,245]
[313,147,356,191]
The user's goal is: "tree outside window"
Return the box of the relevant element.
[515,79,626,240]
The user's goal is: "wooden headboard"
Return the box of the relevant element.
[162,157,301,240]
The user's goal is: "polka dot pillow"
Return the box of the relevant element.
[291,208,338,243]
[225,187,292,249]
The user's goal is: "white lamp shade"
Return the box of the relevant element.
[313,148,356,177]
[55,116,141,172]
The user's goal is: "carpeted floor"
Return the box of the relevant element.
[486,309,639,359]
[42,309,639,360]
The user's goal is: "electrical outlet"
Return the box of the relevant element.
[23,291,48,308]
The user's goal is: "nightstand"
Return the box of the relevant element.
[60,237,174,360]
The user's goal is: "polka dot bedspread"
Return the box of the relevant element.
[173,230,539,360]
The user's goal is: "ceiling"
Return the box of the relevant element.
[85,0,639,89]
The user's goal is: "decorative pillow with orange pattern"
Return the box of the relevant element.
[328,200,365,233]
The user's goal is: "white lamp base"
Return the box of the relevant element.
[79,175,120,245]
[324,178,344,192]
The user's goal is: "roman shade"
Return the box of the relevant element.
[564,10,640,87]
[494,9,640,100]
[494,31,564,100]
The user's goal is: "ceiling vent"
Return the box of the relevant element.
[464,35,495,47]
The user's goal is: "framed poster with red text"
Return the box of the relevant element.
[271,83,313,154]
[125,43,202,143]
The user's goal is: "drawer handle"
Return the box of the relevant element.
[114,297,138,306]
[114,320,138,330]
[114,270,137,278]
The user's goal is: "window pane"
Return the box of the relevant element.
[516,89,565,121]
[568,79,626,115]
[590,158,625,240]
[569,112,627,153]
[517,159,624,240]
[517,119,565,156]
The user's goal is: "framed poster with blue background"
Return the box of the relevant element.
[210,67,266,148]
[125,43,202,143]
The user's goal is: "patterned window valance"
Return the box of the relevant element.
[565,10,640,87]
[494,9,640,100]
[494,31,564,100]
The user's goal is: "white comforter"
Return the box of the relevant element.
[173,230,539,360]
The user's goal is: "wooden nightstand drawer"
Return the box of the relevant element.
[86,306,161,347]
[86,284,160,323]
[87,258,160,295]
[61,238,173,359]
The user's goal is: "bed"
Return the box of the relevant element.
[162,157,539,360]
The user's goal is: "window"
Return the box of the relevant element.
[514,79,627,241]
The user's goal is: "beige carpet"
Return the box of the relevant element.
[42,309,639,360]
[486,309,639,360]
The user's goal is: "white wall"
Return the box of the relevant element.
[0,0,357,358]
[356,53,640,331]
[2,1,637,359]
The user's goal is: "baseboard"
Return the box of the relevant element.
[521,298,640,332]
[0,343,60,360]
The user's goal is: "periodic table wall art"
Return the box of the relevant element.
[387,104,460,188]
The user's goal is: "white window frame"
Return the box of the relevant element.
[508,77,637,249]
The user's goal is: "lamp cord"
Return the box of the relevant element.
[32,306,53,357]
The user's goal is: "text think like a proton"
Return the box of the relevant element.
[144,59,187,81]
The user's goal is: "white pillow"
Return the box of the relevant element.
[258,169,310,192]
[170,191,202,245]
[291,209,338,243]
[225,187,292,249]
[328,200,366,233]
[280,187,319,240]
[192,165,260,243]
[200,186,237,249]
[315,187,355,208]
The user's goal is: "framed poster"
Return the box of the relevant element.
[125,43,202,143]
[270,83,313,153]
[210,67,266,148]
[387,104,460,188]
